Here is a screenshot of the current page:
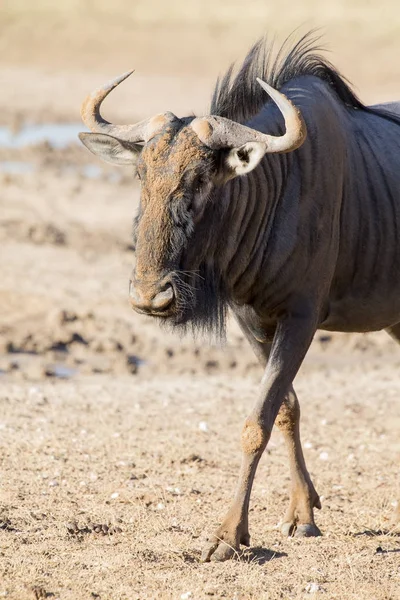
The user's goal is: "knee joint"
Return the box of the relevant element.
[275,397,299,433]
[241,419,269,454]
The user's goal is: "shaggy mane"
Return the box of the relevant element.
[210,31,400,126]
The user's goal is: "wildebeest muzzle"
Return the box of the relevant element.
[129,276,175,316]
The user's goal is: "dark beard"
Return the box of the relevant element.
[157,262,228,343]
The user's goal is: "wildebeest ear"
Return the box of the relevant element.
[226,141,267,177]
[78,132,142,166]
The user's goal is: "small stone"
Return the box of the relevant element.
[319,451,329,461]
[29,386,42,398]
[198,421,209,432]
[305,582,322,594]
[166,486,181,495]
[66,521,78,534]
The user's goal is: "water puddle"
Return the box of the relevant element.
[0,160,35,175]
[45,364,78,379]
[0,353,78,379]
[0,158,122,182]
[0,122,84,149]
[81,164,103,179]
[0,122,126,181]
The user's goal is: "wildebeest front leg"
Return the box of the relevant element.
[237,314,321,537]
[201,314,317,562]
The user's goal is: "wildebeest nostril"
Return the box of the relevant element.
[129,280,174,313]
[151,285,174,310]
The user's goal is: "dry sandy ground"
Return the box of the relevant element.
[1,361,399,600]
[1,3,400,599]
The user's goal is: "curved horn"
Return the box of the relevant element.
[191,78,306,153]
[81,71,174,142]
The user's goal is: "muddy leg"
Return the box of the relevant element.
[201,313,317,562]
[200,427,264,562]
[276,387,321,537]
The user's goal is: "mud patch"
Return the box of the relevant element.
[0,309,143,379]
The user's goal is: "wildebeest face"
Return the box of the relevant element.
[130,122,218,321]
[80,119,220,324]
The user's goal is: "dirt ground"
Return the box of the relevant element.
[0,2,399,599]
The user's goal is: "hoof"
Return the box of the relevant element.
[200,527,250,562]
[201,538,238,563]
[280,522,296,537]
[281,521,322,538]
[294,523,322,538]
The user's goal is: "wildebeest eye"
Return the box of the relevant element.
[194,176,205,194]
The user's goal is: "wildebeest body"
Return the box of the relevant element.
[199,77,400,334]
[79,33,400,562]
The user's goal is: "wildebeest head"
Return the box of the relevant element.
[79,71,306,334]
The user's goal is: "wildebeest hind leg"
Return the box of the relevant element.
[386,322,400,344]
[276,386,321,537]
[385,322,400,523]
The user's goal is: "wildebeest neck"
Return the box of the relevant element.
[207,154,292,311]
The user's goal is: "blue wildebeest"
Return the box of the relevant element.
[79,34,400,561]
